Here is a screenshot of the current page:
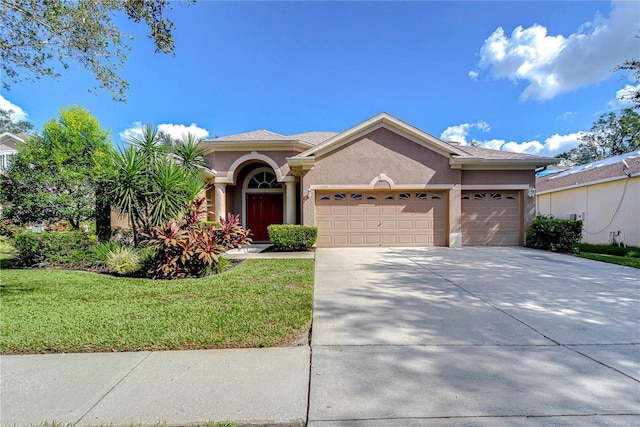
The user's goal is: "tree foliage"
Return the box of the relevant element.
[0,106,113,228]
[0,0,191,102]
[0,108,33,134]
[103,124,207,246]
[614,59,640,110]
[556,108,640,165]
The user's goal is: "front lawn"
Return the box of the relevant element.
[576,243,640,269]
[578,252,640,268]
[0,259,314,354]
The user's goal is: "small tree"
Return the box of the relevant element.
[0,105,112,229]
[103,124,207,246]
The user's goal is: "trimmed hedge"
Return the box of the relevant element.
[13,231,96,267]
[525,215,583,253]
[268,225,318,251]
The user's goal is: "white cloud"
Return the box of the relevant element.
[468,70,479,81]
[475,0,640,100]
[609,84,640,109]
[502,140,545,154]
[472,132,582,156]
[440,120,490,143]
[120,122,209,143]
[0,95,29,122]
[480,139,508,151]
[120,121,145,142]
[157,123,209,140]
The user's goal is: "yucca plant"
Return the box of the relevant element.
[103,124,207,246]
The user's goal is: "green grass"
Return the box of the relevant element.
[578,252,640,268]
[0,259,314,354]
[575,243,640,269]
[0,236,17,268]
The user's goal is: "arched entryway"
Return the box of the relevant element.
[243,167,284,241]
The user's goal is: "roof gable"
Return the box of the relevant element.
[296,112,470,159]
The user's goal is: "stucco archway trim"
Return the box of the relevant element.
[215,151,284,184]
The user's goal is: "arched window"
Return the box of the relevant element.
[247,171,281,189]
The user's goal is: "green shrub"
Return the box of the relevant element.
[267,224,318,251]
[13,231,96,267]
[525,215,583,253]
[106,246,141,274]
[0,220,23,238]
[92,241,124,263]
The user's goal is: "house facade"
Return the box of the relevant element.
[536,150,640,247]
[200,113,556,247]
[0,132,23,174]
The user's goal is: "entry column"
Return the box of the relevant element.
[284,181,296,224]
[214,183,226,221]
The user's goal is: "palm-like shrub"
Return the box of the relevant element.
[145,197,252,279]
[103,125,206,245]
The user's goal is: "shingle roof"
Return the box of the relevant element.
[212,129,288,142]
[287,131,337,145]
[210,129,337,146]
[454,144,555,161]
[537,150,640,192]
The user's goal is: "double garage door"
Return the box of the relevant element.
[316,191,447,247]
[315,190,521,247]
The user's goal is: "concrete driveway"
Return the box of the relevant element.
[308,247,640,426]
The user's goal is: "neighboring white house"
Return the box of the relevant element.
[536,150,640,247]
[0,132,24,173]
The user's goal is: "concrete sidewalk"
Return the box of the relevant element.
[1,347,309,426]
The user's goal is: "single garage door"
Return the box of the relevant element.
[316,191,447,247]
[461,191,521,246]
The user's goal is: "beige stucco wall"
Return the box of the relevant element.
[301,128,464,245]
[536,177,640,247]
[299,128,541,247]
[304,128,459,187]
[110,208,130,229]
[462,170,534,186]
[207,150,300,184]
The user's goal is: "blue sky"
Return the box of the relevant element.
[1,0,639,157]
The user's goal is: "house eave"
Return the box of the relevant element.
[450,158,559,170]
[287,156,316,172]
[200,140,312,154]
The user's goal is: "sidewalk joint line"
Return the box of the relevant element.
[74,351,153,425]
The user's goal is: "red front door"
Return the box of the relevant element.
[246,193,283,241]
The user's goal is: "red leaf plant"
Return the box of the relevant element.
[145,197,252,279]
